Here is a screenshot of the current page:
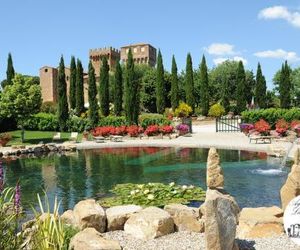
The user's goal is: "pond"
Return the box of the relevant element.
[2,147,289,214]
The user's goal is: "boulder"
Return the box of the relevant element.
[69,227,121,250]
[61,209,76,226]
[164,204,204,232]
[124,206,174,240]
[205,189,240,250]
[207,147,224,189]
[73,199,106,232]
[280,149,300,211]
[106,205,142,231]
[237,206,283,238]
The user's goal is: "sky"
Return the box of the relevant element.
[1,0,300,89]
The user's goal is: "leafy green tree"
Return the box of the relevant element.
[124,49,139,124]
[170,55,179,110]
[236,61,246,114]
[185,53,195,111]
[255,63,267,109]
[140,66,157,113]
[88,61,98,126]
[245,70,255,105]
[69,56,77,109]
[99,56,110,116]
[5,53,15,87]
[57,56,69,131]
[76,59,85,116]
[156,50,165,114]
[114,61,123,116]
[279,61,291,108]
[0,74,41,142]
[199,55,209,116]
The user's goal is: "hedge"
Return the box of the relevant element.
[241,108,300,127]
[139,113,171,128]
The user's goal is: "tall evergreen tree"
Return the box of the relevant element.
[156,50,165,114]
[279,60,291,108]
[236,61,247,114]
[199,55,209,116]
[255,63,267,108]
[124,49,139,124]
[69,56,77,109]
[99,56,110,116]
[170,55,179,110]
[76,59,85,116]
[185,53,195,111]
[88,61,98,126]
[245,70,255,105]
[6,53,15,86]
[57,56,69,131]
[221,78,230,113]
[114,61,123,116]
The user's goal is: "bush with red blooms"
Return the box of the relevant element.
[275,119,289,136]
[92,126,115,137]
[290,120,300,130]
[114,126,127,135]
[126,125,143,137]
[254,119,271,135]
[144,125,160,136]
[160,125,174,134]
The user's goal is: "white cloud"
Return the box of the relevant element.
[254,49,300,62]
[205,43,236,55]
[213,56,247,65]
[258,5,300,28]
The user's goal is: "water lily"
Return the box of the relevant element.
[172,190,177,194]
[188,185,194,189]
[182,185,188,190]
[147,194,154,200]
[130,190,135,195]
[135,189,140,193]
[143,189,150,194]
[169,182,175,187]
[137,184,144,189]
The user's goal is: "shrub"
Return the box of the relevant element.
[160,125,174,134]
[67,116,90,132]
[98,116,127,127]
[290,120,300,130]
[114,126,127,136]
[144,125,160,136]
[208,103,225,117]
[174,102,193,118]
[126,125,143,137]
[139,114,171,128]
[239,123,254,134]
[176,124,189,134]
[40,102,57,114]
[91,126,115,137]
[24,113,59,131]
[275,119,289,136]
[0,133,12,146]
[254,119,271,135]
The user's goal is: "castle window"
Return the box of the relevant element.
[133,48,137,53]
[126,49,129,54]
[141,47,145,52]
[44,68,48,73]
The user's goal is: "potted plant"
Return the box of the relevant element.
[275,119,289,137]
[0,133,12,147]
[254,119,271,136]
[174,102,193,133]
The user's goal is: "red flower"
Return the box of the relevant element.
[126,125,143,137]
[160,125,174,134]
[144,125,160,136]
[275,119,289,136]
[254,119,270,135]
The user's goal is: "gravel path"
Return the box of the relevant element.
[104,231,300,250]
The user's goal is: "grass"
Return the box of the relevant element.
[6,130,83,146]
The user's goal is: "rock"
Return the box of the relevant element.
[164,204,204,232]
[124,206,174,240]
[280,149,300,211]
[73,199,106,232]
[237,206,283,238]
[205,189,240,250]
[106,205,142,231]
[69,227,121,250]
[61,209,76,226]
[207,147,224,189]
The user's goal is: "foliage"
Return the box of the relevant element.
[88,61,99,127]
[199,55,209,116]
[57,56,69,131]
[236,61,246,114]
[208,103,225,117]
[99,182,206,207]
[23,113,59,131]
[239,123,254,133]
[139,113,171,128]
[126,125,143,137]
[171,55,179,111]
[76,59,85,116]
[5,53,15,87]
[140,66,157,113]
[114,61,123,116]
[69,56,77,110]
[99,57,110,116]
[156,50,166,114]
[174,102,192,118]
[159,125,174,134]
[91,126,115,137]
[176,124,189,134]
[185,53,195,111]
[0,132,12,146]
[98,116,127,127]
[275,119,289,136]
[254,119,271,135]
[255,63,267,109]
[40,101,57,114]
[291,120,300,130]
[279,61,291,109]
[67,116,90,132]
[144,125,160,136]
[245,70,255,105]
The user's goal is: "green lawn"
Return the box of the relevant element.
[7,130,83,145]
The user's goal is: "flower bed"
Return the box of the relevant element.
[254,119,270,136]
[275,119,289,137]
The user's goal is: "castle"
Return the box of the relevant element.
[40,43,157,105]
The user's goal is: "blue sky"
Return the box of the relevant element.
[1,0,300,88]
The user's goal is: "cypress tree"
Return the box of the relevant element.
[114,61,123,116]
[255,63,267,109]
[156,50,165,114]
[185,53,195,111]
[88,61,99,127]
[124,49,139,124]
[57,56,69,131]
[6,53,15,86]
[199,55,209,116]
[221,78,230,113]
[245,70,255,105]
[99,56,110,116]
[171,55,179,110]
[279,61,291,108]
[76,59,85,116]
[69,56,77,109]
[236,61,247,114]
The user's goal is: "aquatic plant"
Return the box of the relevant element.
[99,182,205,207]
